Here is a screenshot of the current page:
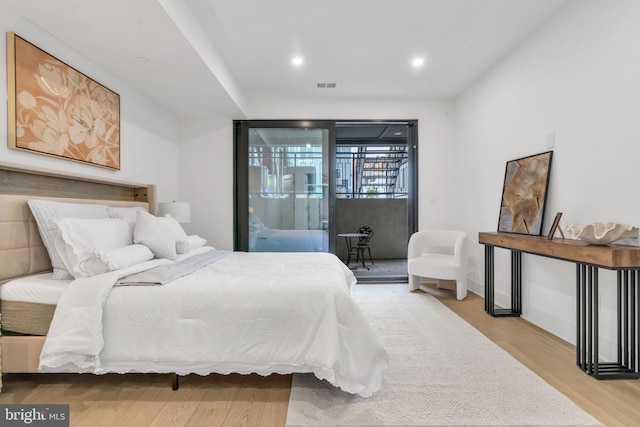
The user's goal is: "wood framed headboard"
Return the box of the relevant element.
[0,161,156,283]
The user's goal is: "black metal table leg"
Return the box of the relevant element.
[485,245,493,313]
[344,237,352,266]
[511,250,522,313]
[484,245,521,317]
[575,264,640,379]
[576,264,586,370]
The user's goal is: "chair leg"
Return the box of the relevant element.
[409,275,420,291]
[456,278,467,300]
[359,248,369,270]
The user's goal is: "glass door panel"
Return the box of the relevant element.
[247,127,329,252]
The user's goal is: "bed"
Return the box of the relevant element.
[0,162,388,397]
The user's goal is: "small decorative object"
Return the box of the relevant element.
[565,222,639,245]
[6,32,120,170]
[547,212,564,240]
[498,151,553,236]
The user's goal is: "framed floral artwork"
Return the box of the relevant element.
[6,32,120,170]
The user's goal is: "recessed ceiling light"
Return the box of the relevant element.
[291,56,304,66]
[411,57,425,68]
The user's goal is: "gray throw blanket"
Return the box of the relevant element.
[117,250,231,286]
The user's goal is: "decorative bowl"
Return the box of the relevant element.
[565,222,639,245]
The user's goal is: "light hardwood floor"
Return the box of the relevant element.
[436,290,640,427]
[1,287,639,426]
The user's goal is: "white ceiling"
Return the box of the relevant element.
[5,0,569,120]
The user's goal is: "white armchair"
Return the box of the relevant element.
[407,230,468,300]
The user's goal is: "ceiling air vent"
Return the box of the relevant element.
[316,82,337,89]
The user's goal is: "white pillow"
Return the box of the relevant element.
[81,244,154,276]
[133,211,178,260]
[27,200,112,279]
[176,235,208,254]
[54,217,133,278]
[162,214,188,240]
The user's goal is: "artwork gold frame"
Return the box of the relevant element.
[6,32,120,170]
[497,150,553,236]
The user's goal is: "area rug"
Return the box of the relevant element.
[285,285,602,427]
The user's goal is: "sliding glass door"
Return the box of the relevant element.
[234,121,335,253]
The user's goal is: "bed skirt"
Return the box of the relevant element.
[1,300,54,336]
[1,336,45,373]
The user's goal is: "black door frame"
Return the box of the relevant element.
[233,119,418,253]
[233,120,337,252]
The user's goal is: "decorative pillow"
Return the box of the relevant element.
[133,211,178,260]
[27,199,112,279]
[54,217,133,278]
[162,214,188,240]
[81,244,154,276]
[176,235,208,254]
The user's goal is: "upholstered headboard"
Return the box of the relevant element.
[0,161,156,283]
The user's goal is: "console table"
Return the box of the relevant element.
[479,231,640,380]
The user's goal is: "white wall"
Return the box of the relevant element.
[178,119,234,249]
[453,0,640,357]
[0,12,181,202]
[177,98,457,250]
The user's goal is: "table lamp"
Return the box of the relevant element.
[158,201,191,223]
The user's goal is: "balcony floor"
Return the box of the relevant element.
[344,258,408,283]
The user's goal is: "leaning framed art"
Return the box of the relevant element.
[497,150,553,235]
[6,32,120,170]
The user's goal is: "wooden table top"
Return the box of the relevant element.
[479,232,640,269]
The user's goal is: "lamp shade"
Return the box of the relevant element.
[158,201,191,223]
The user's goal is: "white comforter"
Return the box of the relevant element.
[39,249,388,397]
